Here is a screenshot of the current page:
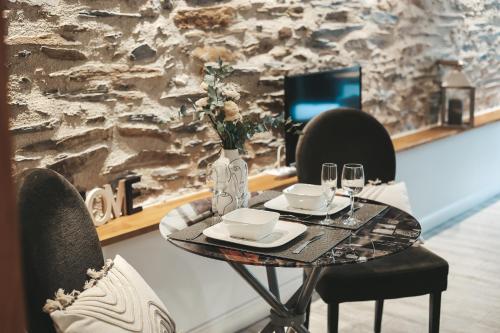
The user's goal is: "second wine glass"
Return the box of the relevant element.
[321,163,337,225]
[341,163,364,226]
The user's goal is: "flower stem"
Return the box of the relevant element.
[207,114,224,143]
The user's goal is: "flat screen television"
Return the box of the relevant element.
[284,66,362,165]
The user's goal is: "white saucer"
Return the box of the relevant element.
[203,220,307,248]
[264,194,350,216]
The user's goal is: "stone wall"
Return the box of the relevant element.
[7,0,499,203]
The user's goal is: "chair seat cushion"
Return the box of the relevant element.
[316,246,448,303]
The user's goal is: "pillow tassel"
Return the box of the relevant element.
[84,259,114,289]
[44,260,114,313]
[43,289,80,314]
[83,278,96,290]
[55,289,75,307]
[43,299,62,314]
[367,179,382,185]
[86,268,103,280]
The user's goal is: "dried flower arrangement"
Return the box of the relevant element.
[180,60,294,152]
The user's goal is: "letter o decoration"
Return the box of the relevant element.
[85,188,113,226]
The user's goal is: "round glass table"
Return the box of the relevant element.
[159,191,421,333]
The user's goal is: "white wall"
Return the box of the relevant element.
[396,121,500,233]
[103,120,500,333]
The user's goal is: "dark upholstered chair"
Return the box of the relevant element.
[17,168,104,333]
[296,108,396,185]
[296,109,449,333]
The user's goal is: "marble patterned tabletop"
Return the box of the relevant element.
[159,191,421,268]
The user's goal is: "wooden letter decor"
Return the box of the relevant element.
[85,175,143,227]
[124,176,143,215]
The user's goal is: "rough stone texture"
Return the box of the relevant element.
[278,27,293,40]
[6,34,81,46]
[78,10,142,18]
[40,46,88,60]
[174,6,236,29]
[130,44,157,61]
[192,45,239,62]
[7,0,499,204]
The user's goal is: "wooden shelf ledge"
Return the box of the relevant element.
[98,174,297,246]
[98,108,500,245]
[392,109,500,152]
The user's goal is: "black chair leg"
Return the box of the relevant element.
[374,299,384,333]
[429,292,442,333]
[327,303,339,333]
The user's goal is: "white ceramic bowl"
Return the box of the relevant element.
[283,183,327,211]
[222,208,279,241]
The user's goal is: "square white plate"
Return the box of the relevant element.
[264,194,350,216]
[203,220,307,248]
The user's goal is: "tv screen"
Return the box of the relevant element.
[284,66,362,165]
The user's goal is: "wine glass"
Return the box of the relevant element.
[321,163,337,225]
[341,163,364,226]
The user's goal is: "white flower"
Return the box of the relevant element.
[195,97,208,110]
[200,81,208,91]
[223,100,242,122]
[221,83,241,101]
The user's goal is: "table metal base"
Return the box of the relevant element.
[228,263,323,333]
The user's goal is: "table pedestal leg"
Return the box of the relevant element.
[266,267,285,333]
[266,267,281,299]
[303,269,310,329]
[228,262,323,333]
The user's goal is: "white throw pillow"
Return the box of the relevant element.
[357,181,413,214]
[44,255,175,333]
[357,181,424,244]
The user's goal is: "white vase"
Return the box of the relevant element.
[211,149,249,215]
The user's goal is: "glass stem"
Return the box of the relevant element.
[349,193,355,218]
[325,192,334,221]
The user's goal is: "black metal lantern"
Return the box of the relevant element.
[439,62,475,128]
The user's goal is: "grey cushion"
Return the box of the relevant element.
[17,169,104,333]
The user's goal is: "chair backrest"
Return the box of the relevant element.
[17,168,104,333]
[296,108,396,185]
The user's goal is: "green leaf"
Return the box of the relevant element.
[179,104,187,116]
[204,74,215,85]
[215,110,225,122]
[205,66,214,75]
[207,86,216,100]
